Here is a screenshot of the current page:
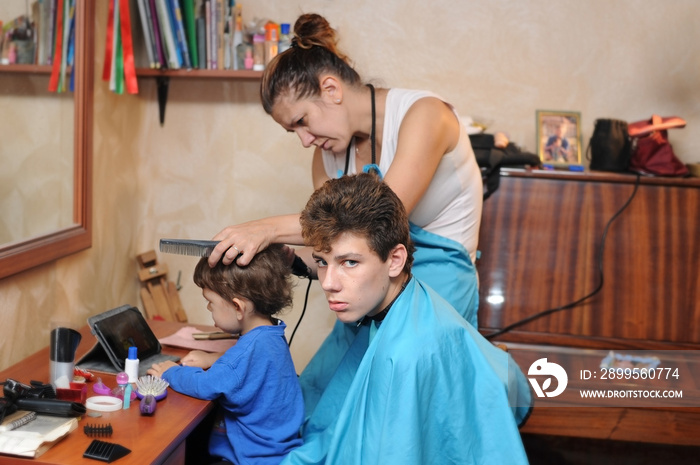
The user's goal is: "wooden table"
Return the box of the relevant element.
[0,320,218,465]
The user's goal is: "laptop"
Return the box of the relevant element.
[77,305,179,378]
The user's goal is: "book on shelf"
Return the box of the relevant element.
[154,0,181,68]
[182,0,199,68]
[196,15,206,69]
[168,0,192,69]
[0,410,37,433]
[132,0,244,72]
[215,0,224,70]
[135,0,157,68]
[0,414,78,459]
[205,0,212,69]
[148,0,166,68]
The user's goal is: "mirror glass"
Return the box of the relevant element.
[0,76,75,245]
[0,1,92,279]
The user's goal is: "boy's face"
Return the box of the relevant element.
[202,288,241,334]
[312,232,402,324]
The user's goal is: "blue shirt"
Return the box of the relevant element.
[163,322,304,465]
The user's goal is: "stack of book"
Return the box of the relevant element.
[0,0,72,68]
[135,0,244,71]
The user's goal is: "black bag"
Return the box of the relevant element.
[470,134,540,200]
[587,119,631,172]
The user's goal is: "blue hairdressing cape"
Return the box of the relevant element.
[410,223,479,327]
[285,276,531,465]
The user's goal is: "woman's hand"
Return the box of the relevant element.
[208,214,304,267]
[209,219,276,267]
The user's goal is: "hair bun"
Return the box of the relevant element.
[293,13,348,61]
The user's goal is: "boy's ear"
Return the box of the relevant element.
[387,244,407,278]
[231,298,247,321]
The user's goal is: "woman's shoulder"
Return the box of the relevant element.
[387,88,442,106]
[386,88,453,124]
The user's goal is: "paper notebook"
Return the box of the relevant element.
[77,305,179,377]
[0,411,37,432]
[0,415,78,458]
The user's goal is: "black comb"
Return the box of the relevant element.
[84,423,113,437]
[83,439,131,462]
[159,239,219,257]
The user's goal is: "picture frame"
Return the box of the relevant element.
[536,110,582,166]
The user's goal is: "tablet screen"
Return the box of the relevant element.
[93,307,161,360]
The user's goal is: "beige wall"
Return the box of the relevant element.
[2,0,699,373]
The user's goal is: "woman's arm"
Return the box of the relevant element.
[210,98,458,267]
[383,97,460,215]
[209,147,327,268]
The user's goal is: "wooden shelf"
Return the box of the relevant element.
[135,68,262,80]
[135,68,263,126]
[0,64,55,75]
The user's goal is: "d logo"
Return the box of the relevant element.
[528,358,568,398]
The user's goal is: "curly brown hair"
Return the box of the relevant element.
[300,172,414,274]
[260,13,362,114]
[193,244,293,318]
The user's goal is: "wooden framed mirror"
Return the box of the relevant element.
[0,1,93,279]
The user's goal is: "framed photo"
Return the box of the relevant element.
[536,110,582,165]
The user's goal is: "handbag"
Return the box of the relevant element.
[587,118,631,172]
[628,115,688,177]
[470,134,540,200]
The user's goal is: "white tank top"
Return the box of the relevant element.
[321,88,483,263]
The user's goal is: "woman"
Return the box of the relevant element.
[209,13,483,327]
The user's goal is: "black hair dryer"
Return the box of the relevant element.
[49,327,81,388]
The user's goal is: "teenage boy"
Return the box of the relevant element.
[283,172,531,465]
[149,244,304,465]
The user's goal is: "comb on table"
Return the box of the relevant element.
[83,439,130,462]
[159,239,219,257]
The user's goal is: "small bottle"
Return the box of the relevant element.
[112,372,136,401]
[244,46,254,70]
[123,383,132,409]
[278,23,291,53]
[252,34,265,71]
[125,346,139,384]
[264,22,279,66]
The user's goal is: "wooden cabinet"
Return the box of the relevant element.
[478,169,700,350]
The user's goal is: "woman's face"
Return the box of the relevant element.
[271,92,350,155]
